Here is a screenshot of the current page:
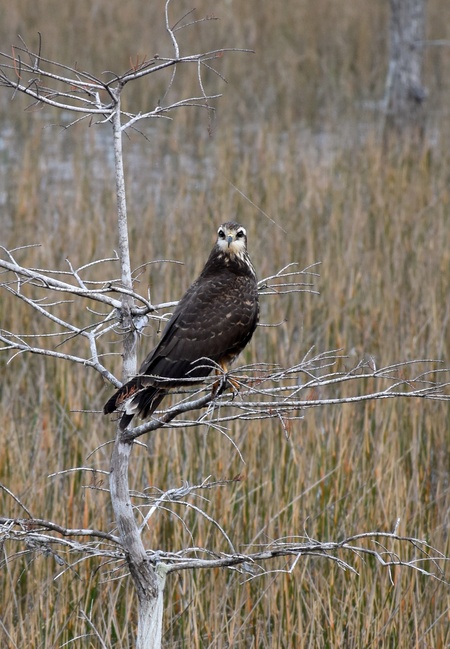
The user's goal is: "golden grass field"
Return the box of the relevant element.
[1,0,449,647]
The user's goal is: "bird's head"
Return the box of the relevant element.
[216,222,248,259]
[203,221,256,279]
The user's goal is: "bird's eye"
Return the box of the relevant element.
[236,228,245,238]
[218,228,225,239]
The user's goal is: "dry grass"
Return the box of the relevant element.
[1,1,450,647]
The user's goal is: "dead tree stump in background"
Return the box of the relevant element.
[384,0,427,139]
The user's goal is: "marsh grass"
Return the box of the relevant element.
[1,0,450,647]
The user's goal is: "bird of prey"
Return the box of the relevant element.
[104,221,259,430]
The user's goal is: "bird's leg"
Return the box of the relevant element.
[211,360,240,398]
[211,369,227,398]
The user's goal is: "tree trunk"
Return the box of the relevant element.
[384,0,427,138]
[110,437,165,649]
[112,92,138,380]
[110,95,165,648]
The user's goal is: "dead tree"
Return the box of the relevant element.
[0,3,449,648]
[383,0,428,138]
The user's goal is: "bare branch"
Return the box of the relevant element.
[0,31,248,122]
[2,513,446,586]
[0,254,154,314]
[113,356,449,442]
[0,516,119,545]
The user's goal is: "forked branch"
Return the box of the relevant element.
[0,6,250,129]
[1,511,447,585]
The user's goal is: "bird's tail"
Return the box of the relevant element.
[104,378,165,430]
[103,377,140,415]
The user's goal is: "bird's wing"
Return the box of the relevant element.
[138,270,259,383]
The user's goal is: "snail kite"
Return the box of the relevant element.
[104,222,259,429]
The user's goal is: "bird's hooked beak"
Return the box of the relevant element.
[227,235,233,247]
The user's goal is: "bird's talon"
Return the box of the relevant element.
[212,375,228,398]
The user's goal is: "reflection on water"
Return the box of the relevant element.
[0,109,360,225]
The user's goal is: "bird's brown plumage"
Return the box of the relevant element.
[104,222,259,429]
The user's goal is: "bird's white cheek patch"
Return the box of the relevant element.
[217,240,229,252]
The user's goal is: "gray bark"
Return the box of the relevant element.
[384,0,427,137]
[112,93,138,380]
[110,437,165,649]
[110,93,165,648]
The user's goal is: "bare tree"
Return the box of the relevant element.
[1,3,449,648]
[383,0,428,137]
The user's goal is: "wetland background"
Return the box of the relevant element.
[0,0,449,646]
